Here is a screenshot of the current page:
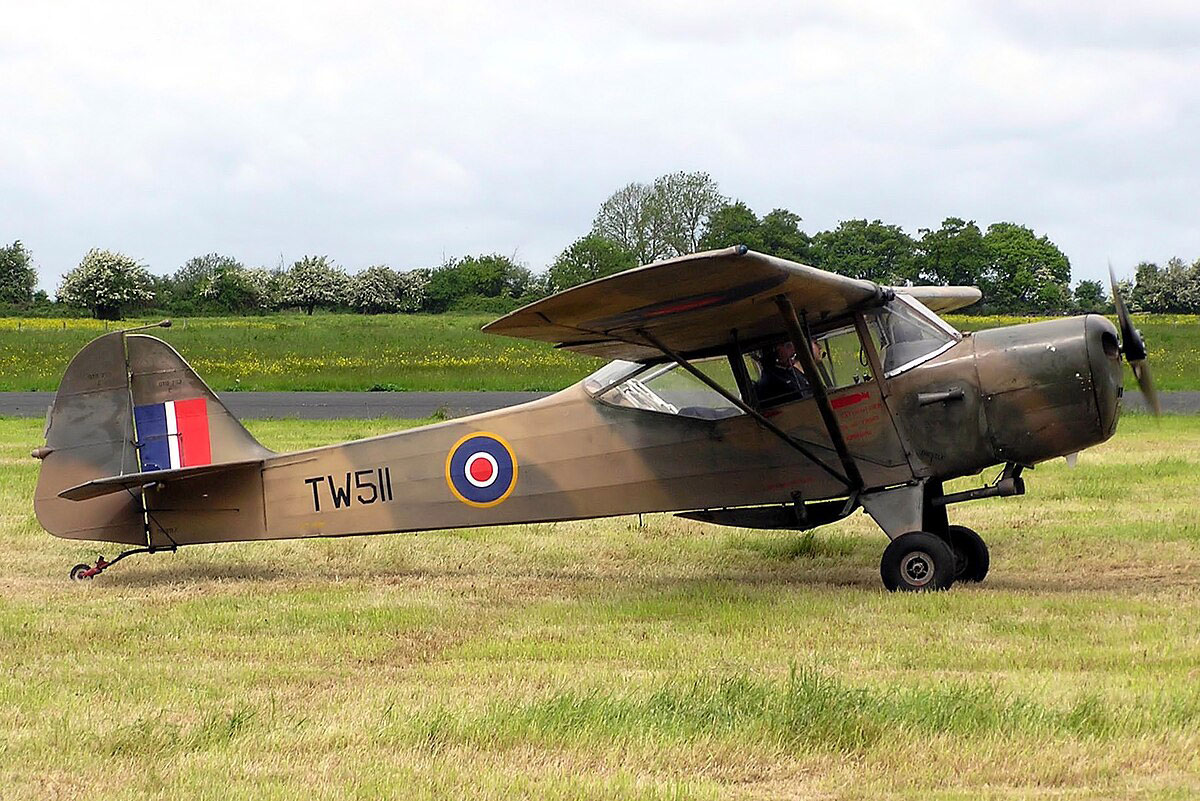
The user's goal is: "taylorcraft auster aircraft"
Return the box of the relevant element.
[33,247,1157,590]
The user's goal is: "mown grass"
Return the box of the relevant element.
[0,312,1197,392]
[2,415,1200,799]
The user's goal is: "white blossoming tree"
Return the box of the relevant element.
[58,248,155,319]
[398,268,431,312]
[350,265,403,314]
[280,255,351,315]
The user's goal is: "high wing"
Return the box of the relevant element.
[483,246,890,361]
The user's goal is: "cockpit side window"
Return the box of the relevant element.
[582,296,957,418]
[590,356,745,420]
[816,326,874,389]
[742,326,872,406]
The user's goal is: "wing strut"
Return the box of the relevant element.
[635,328,852,488]
[774,295,865,490]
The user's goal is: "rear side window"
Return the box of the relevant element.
[595,357,744,420]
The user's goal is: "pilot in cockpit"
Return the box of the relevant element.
[751,341,814,406]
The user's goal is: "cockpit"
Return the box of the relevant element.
[583,295,959,420]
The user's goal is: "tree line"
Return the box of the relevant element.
[0,171,1189,319]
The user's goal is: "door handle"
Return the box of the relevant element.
[917,387,965,406]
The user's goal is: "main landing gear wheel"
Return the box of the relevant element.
[944,525,989,583]
[880,531,956,592]
[69,563,93,581]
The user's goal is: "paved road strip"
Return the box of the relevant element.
[0,389,1182,419]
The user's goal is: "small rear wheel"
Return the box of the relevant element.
[945,525,989,583]
[881,531,956,592]
[69,563,92,582]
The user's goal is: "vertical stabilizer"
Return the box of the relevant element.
[34,331,272,544]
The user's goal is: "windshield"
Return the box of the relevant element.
[581,360,647,395]
[871,297,957,374]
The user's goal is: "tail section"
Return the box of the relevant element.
[34,329,272,545]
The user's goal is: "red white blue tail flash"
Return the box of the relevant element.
[133,398,213,471]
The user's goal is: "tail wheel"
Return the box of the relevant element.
[69,563,92,581]
[945,525,989,583]
[881,531,956,592]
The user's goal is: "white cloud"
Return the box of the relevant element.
[1,0,1197,289]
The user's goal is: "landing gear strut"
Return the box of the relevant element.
[68,546,170,581]
[864,476,1001,591]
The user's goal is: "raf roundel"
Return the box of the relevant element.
[445,432,518,507]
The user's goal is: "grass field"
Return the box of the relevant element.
[0,312,1197,392]
[0,315,599,392]
[2,414,1199,799]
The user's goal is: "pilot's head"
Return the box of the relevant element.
[754,341,819,370]
[753,343,795,370]
[773,342,796,367]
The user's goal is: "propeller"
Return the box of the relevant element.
[1109,264,1160,415]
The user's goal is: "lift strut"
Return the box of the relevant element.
[774,295,865,490]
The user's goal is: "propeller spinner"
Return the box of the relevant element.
[1109,265,1160,415]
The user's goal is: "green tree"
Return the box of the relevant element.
[546,234,637,292]
[1129,261,1162,312]
[979,223,1071,312]
[758,209,813,263]
[200,264,268,313]
[172,254,243,304]
[810,219,917,283]
[1072,279,1108,313]
[0,240,36,305]
[700,202,813,262]
[280,255,350,315]
[699,201,761,251]
[57,249,155,319]
[350,265,404,314]
[651,171,727,256]
[425,254,530,312]
[592,171,726,264]
[915,218,988,287]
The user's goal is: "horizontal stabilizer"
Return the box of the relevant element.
[59,459,263,501]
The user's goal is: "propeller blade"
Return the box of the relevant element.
[1109,264,1147,361]
[1109,264,1159,415]
[1132,361,1161,416]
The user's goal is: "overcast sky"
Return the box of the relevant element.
[3,1,1198,292]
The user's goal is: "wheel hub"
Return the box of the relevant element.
[900,551,934,586]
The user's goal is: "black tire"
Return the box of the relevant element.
[880,531,956,592]
[945,525,989,583]
[69,563,92,581]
